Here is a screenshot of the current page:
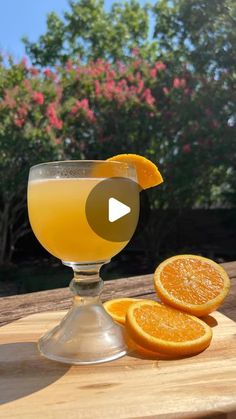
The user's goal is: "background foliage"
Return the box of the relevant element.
[0,0,236,272]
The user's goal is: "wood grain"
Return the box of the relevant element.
[0,310,236,418]
[0,261,236,327]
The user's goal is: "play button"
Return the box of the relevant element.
[108,198,131,223]
[85,177,140,242]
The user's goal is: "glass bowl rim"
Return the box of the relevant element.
[30,159,136,171]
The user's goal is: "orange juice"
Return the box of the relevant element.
[28,178,131,262]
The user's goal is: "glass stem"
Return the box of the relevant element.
[67,262,105,304]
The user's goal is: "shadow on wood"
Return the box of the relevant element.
[201,315,218,328]
[0,342,69,404]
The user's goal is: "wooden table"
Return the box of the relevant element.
[1,261,236,327]
[0,262,236,419]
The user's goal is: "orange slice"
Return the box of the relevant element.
[126,300,212,356]
[125,330,177,359]
[103,298,141,324]
[154,255,230,316]
[107,154,163,190]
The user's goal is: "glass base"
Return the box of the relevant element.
[38,299,127,365]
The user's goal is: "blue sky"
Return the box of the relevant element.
[0,0,151,60]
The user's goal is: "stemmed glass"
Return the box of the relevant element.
[27,160,139,364]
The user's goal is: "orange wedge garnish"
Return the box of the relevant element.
[107,154,163,190]
[126,300,212,356]
[154,255,230,316]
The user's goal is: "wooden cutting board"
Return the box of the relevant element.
[1,310,236,419]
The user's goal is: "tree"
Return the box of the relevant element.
[1,0,236,267]
[23,0,156,66]
[24,0,236,77]
[153,0,236,75]
[0,57,62,265]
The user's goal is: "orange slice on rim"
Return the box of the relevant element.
[154,255,230,316]
[126,300,212,356]
[107,154,163,190]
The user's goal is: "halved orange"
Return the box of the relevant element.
[126,300,212,356]
[107,154,163,190]
[103,298,141,324]
[154,255,230,316]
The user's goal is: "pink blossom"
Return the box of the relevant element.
[66,60,73,71]
[70,105,78,116]
[87,109,96,123]
[14,117,25,127]
[182,144,191,154]
[128,85,138,97]
[118,79,128,89]
[155,61,166,71]
[55,86,63,102]
[54,118,63,129]
[46,103,63,129]
[117,61,126,74]
[150,68,157,78]
[33,91,44,105]
[44,68,56,79]
[105,69,116,81]
[78,99,89,109]
[103,80,115,100]
[163,87,169,95]
[4,91,16,108]
[70,99,95,123]
[44,68,52,77]
[142,88,155,106]
[23,79,31,91]
[20,57,28,68]
[17,105,28,118]
[133,59,142,69]
[127,74,135,83]
[136,79,144,94]
[173,78,187,89]
[29,67,39,76]
[94,59,107,75]
[131,47,140,57]
[70,99,89,116]
[95,80,101,96]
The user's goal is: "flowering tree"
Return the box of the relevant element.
[23,0,236,81]
[0,51,235,265]
[58,56,235,209]
[0,57,62,265]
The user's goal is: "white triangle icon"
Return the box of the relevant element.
[108,197,131,223]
